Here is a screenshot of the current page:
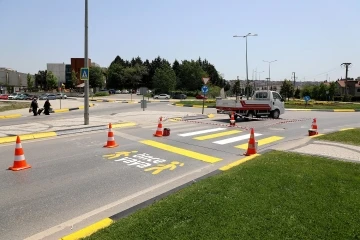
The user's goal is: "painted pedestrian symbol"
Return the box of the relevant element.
[144,161,185,175]
[103,151,138,160]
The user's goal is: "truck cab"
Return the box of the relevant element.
[216,90,285,119]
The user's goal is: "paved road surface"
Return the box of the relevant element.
[1,106,360,239]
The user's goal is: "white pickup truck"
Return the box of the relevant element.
[216,90,285,119]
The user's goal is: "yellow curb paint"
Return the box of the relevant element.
[339,128,355,131]
[235,136,284,149]
[310,133,325,138]
[96,100,103,102]
[54,108,69,113]
[207,114,215,118]
[0,132,57,144]
[194,130,241,141]
[112,122,137,128]
[220,154,261,171]
[61,218,113,240]
[140,140,222,163]
[175,104,184,107]
[334,109,355,112]
[0,114,22,119]
[193,105,205,108]
[0,116,4,119]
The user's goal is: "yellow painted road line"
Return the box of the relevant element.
[54,108,69,113]
[339,128,355,131]
[220,154,261,171]
[193,130,241,140]
[61,218,113,240]
[0,132,57,144]
[140,140,222,163]
[112,122,137,128]
[334,109,355,112]
[235,136,284,149]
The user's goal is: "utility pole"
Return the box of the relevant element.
[84,0,89,125]
[263,60,277,90]
[341,63,352,96]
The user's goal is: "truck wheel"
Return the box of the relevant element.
[245,112,254,121]
[271,110,280,119]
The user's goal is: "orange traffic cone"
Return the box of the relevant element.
[308,118,318,136]
[229,112,236,127]
[153,117,163,137]
[244,128,257,156]
[104,123,119,148]
[9,136,31,171]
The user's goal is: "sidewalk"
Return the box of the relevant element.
[0,99,95,118]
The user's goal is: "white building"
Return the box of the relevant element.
[47,63,66,85]
[91,62,100,67]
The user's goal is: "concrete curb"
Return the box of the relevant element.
[285,108,360,112]
[90,99,179,103]
[0,103,96,120]
[172,103,216,108]
[0,121,136,144]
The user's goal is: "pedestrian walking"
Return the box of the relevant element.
[44,99,51,115]
[30,98,38,116]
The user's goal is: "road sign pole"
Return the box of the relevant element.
[202,93,206,114]
[84,0,89,125]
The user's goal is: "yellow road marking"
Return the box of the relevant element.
[220,154,261,171]
[61,218,113,240]
[54,108,69,113]
[194,130,241,140]
[235,136,284,149]
[334,109,355,112]
[0,132,57,144]
[112,122,137,128]
[339,128,355,131]
[207,114,215,118]
[140,140,222,163]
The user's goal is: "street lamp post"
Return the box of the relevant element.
[234,33,258,99]
[263,60,277,90]
[255,70,264,90]
[84,0,89,125]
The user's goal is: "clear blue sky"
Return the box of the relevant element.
[1,0,359,82]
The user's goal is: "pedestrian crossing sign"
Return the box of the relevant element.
[80,68,89,80]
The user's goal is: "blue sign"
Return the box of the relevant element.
[304,96,311,102]
[201,85,209,94]
[80,68,89,81]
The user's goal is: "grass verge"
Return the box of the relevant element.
[0,102,30,112]
[285,101,360,109]
[178,100,215,107]
[84,151,360,240]
[317,128,360,146]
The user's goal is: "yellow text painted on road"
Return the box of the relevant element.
[61,218,113,240]
[235,136,284,149]
[144,161,184,175]
[140,140,222,163]
[339,128,355,131]
[194,130,241,141]
[103,151,138,159]
[220,154,261,171]
[334,109,355,112]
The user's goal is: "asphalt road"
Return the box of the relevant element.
[1,106,360,239]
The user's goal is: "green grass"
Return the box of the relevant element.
[317,128,360,146]
[285,101,360,109]
[84,151,360,240]
[0,101,30,112]
[178,100,215,106]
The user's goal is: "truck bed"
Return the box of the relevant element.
[216,99,272,111]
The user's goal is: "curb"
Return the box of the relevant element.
[90,99,179,103]
[172,103,216,108]
[0,103,96,120]
[285,108,360,112]
[0,121,136,144]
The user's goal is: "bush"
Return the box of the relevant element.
[94,91,109,97]
[342,95,353,102]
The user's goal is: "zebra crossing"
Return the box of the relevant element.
[177,126,284,149]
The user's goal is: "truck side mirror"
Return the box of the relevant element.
[280,98,284,102]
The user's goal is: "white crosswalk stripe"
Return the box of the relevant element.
[178,128,226,137]
[213,133,262,145]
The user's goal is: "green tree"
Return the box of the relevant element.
[89,66,104,89]
[280,79,294,101]
[177,60,207,91]
[71,70,78,88]
[318,83,328,101]
[35,70,47,89]
[152,63,177,94]
[232,80,241,97]
[207,85,221,98]
[107,63,125,89]
[300,85,312,98]
[294,88,301,99]
[328,82,336,101]
[311,85,319,100]
[224,81,231,92]
[123,63,148,91]
[46,71,58,90]
[26,73,34,90]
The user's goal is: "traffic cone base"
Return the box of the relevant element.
[9,136,31,171]
[104,123,119,148]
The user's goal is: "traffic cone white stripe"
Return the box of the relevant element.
[14,155,25,161]
[15,143,22,149]
[108,137,115,141]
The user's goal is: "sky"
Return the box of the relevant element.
[1,0,359,82]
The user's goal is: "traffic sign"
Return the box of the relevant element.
[304,96,311,102]
[201,85,209,94]
[80,68,89,80]
[202,77,210,85]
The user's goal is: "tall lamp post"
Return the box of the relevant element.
[233,33,258,99]
[256,70,264,90]
[84,0,89,125]
[263,60,277,90]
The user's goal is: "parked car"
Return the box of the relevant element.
[56,93,67,99]
[173,94,187,99]
[115,90,122,94]
[0,94,9,100]
[196,94,208,99]
[108,89,116,94]
[39,94,56,100]
[121,90,129,94]
[154,94,170,99]
[8,93,20,100]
